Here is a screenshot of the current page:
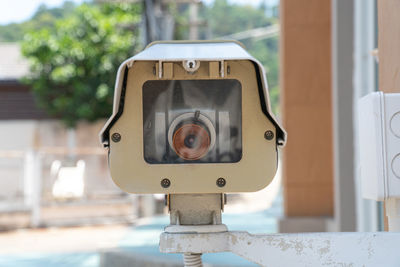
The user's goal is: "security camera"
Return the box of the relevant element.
[100,41,286,194]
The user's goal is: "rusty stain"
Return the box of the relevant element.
[320,259,355,267]
[293,240,305,255]
[367,241,374,259]
[307,239,314,249]
[231,234,238,245]
[318,240,331,255]
[276,238,291,251]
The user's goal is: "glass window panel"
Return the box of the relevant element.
[143,79,242,164]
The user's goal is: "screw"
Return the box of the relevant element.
[161,178,171,188]
[112,133,121,142]
[216,178,226,187]
[264,130,274,140]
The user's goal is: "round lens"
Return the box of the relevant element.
[172,123,211,160]
[184,134,198,148]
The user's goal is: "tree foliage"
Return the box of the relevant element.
[21,3,141,127]
[0,1,76,42]
[174,0,280,113]
[205,0,280,114]
[6,0,280,127]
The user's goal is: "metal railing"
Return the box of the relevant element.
[0,148,146,229]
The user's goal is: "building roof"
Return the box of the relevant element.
[0,43,30,81]
[0,43,48,119]
[0,83,49,119]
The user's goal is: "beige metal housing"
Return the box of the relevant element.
[100,41,286,194]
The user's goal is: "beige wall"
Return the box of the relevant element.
[378,0,400,94]
[281,0,334,216]
[378,0,400,230]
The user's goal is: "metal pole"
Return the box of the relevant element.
[166,193,225,267]
[331,0,357,232]
[31,152,42,228]
[23,150,35,207]
[144,0,158,43]
[189,1,199,40]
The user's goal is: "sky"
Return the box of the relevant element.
[0,0,278,25]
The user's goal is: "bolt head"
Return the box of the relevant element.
[216,177,226,187]
[111,133,121,143]
[264,130,274,140]
[161,178,171,188]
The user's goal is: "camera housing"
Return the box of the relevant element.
[100,41,286,194]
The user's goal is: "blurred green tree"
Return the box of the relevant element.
[0,1,76,42]
[205,0,280,114]
[21,3,141,128]
[207,0,273,36]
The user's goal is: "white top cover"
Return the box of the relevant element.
[100,41,286,147]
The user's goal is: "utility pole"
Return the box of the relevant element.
[96,0,203,43]
[188,0,199,40]
[144,0,175,43]
[144,0,204,43]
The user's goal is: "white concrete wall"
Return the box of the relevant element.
[0,119,121,203]
[0,121,37,200]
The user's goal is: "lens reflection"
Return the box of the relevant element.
[172,124,210,160]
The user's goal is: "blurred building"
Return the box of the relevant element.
[0,43,139,230]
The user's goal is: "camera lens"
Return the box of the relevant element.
[184,134,198,148]
[167,112,216,161]
[172,123,210,160]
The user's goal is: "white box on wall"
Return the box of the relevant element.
[359,92,400,201]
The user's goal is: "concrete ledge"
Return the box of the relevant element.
[279,217,335,233]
